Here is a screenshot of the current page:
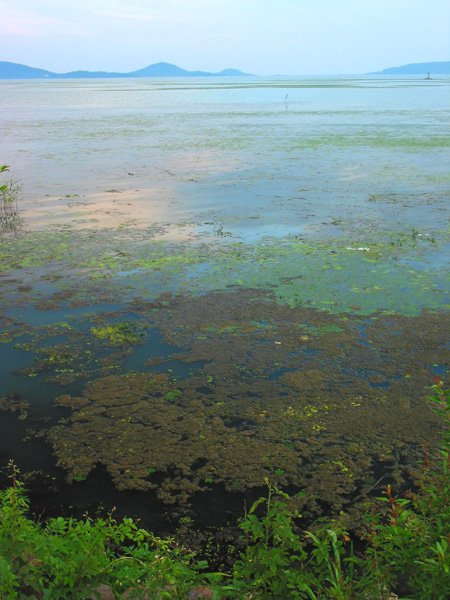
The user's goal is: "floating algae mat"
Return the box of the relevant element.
[1,75,450,531]
[46,298,450,518]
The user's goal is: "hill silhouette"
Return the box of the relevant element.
[0,61,251,79]
[370,61,449,75]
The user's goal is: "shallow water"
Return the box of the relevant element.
[1,75,449,237]
[0,75,449,532]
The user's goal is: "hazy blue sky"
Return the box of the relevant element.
[1,0,449,75]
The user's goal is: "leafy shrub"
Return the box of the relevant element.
[0,165,21,231]
[0,463,206,599]
[361,377,450,598]
[226,480,315,599]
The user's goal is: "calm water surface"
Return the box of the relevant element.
[1,75,449,239]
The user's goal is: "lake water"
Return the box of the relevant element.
[1,75,449,238]
[0,75,449,533]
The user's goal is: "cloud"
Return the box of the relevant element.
[92,10,157,22]
[0,4,83,39]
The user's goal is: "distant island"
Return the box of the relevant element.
[0,61,252,80]
[370,61,449,75]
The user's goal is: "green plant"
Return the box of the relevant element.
[226,482,380,599]
[361,376,450,599]
[0,461,43,598]
[225,479,316,599]
[0,165,22,230]
[0,462,208,599]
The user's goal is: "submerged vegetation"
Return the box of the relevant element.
[1,379,449,599]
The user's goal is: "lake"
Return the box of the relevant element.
[0,75,449,534]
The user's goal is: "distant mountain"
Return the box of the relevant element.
[0,61,251,80]
[370,61,449,75]
[0,62,54,79]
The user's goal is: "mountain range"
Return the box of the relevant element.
[0,61,251,79]
[1,60,448,79]
[370,61,449,75]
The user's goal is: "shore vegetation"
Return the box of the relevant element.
[0,165,21,231]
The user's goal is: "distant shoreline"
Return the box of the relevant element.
[1,59,448,80]
[0,60,252,80]
[369,60,449,75]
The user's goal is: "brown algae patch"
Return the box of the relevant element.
[0,392,30,420]
[47,291,448,524]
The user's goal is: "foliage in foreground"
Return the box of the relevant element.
[1,379,450,599]
[0,165,21,231]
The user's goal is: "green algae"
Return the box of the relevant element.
[287,133,449,152]
[180,235,450,316]
[91,321,145,347]
[1,221,448,316]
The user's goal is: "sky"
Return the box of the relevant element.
[1,0,449,75]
